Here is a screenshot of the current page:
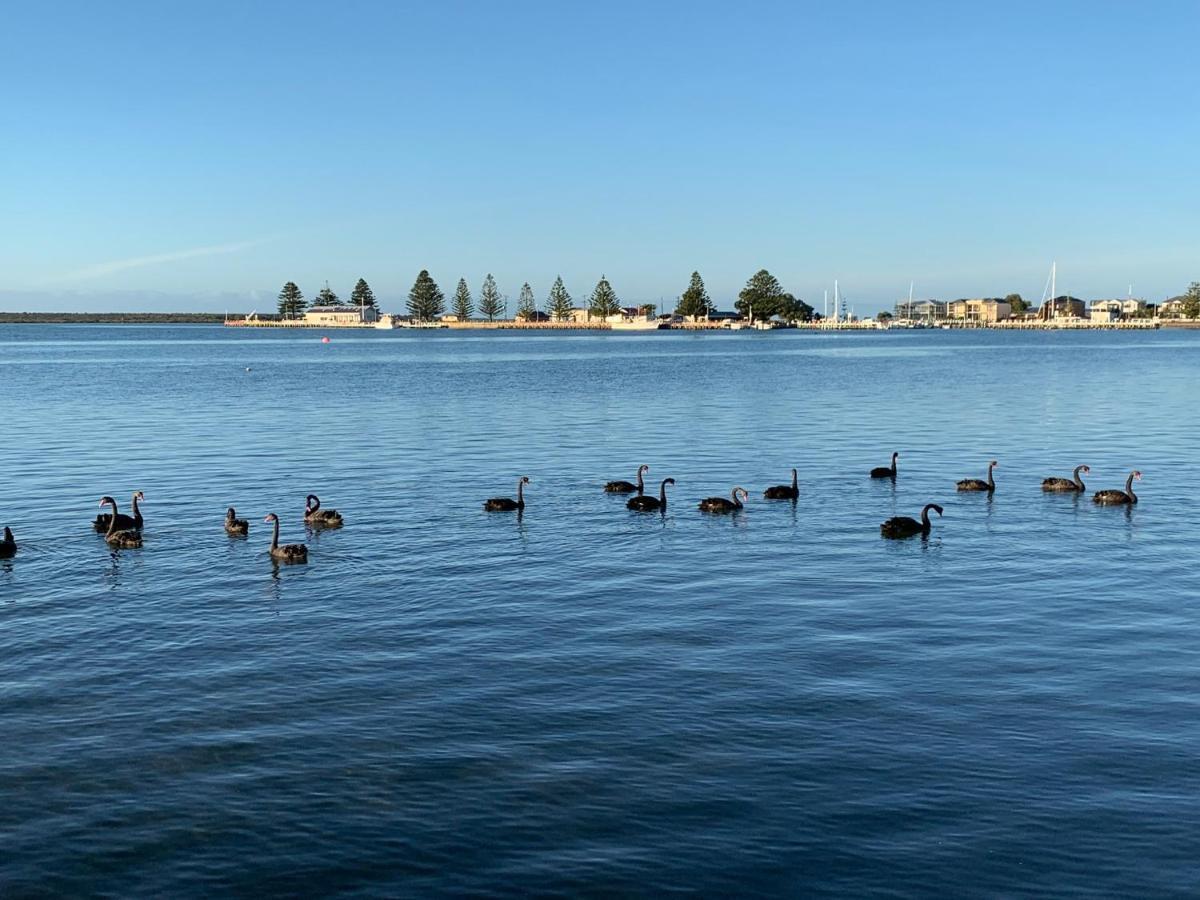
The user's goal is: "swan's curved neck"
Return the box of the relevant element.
[1073,466,1086,490]
[987,464,995,489]
[131,493,141,517]
[920,505,935,529]
[517,480,524,504]
[1125,473,1137,502]
[270,518,280,549]
[308,496,320,513]
[731,489,742,508]
[105,499,120,537]
[791,469,798,490]
[659,480,669,504]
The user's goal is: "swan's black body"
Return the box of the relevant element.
[957,460,998,493]
[100,497,143,548]
[265,513,307,562]
[305,494,343,527]
[0,526,15,559]
[699,487,748,513]
[763,468,798,500]
[1042,465,1089,493]
[628,478,674,511]
[1094,471,1141,506]
[605,465,649,495]
[94,491,143,532]
[881,503,943,539]
[871,452,898,479]
[485,477,529,512]
[225,507,249,535]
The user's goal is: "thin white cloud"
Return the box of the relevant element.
[48,240,261,283]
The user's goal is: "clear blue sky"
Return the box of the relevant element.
[3,0,1197,313]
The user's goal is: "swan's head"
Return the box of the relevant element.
[893,452,899,460]
[98,496,115,508]
[1132,471,1143,480]
[1080,465,1091,473]
[264,513,279,523]
[735,487,749,501]
[133,491,145,501]
[3,527,12,541]
[305,494,319,509]
[989,460,998,467]
[226,507,237,519]
[521,476,530,484]
[664,478,676,486]
[638,465,650,475]
[930,504,944,517]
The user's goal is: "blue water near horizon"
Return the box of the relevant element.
[2,325,1199,896]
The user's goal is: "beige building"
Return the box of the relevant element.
[303,305,379,326]
[948,299,1012,323]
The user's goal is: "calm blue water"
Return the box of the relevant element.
[2,325,1198,896]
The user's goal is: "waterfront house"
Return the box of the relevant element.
[303,305,379,326]
[1039,297,1086,321]
[893,299,947,321]
[948,299,1012,323]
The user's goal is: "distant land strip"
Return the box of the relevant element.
[0,312,226,324]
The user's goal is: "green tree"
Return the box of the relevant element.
[350,278,377,309]
[277,281,306,319]
[1183,282,1200,319]
[315,282,341,306]
[736,269,812,321]
[478,273,504,321]
[451,278,473,320]
[516,282,537,320]
[546,276,574,321]
[588,275,621,319]
[1005,293,1028,314]
[407,269,445,321]
[877,310,893,323]
[676,271,713,318]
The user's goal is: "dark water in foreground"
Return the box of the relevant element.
[1,325,1198,896]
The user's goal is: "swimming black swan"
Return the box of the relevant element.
[871,453,898,479]
[0,527,15,559]
[93,490,144,532]
[264,513,307,562]
[957,460,998,493]
[628,477,674,511]
[99,497,143,548]
[1042,465,1089,493]
[605,464,649,495]
[763,468,799,500]
[484,476,529,511]
[304,494,344,527]
[699,487,748,513]
[225,507,249,535]
[881,503,943,539]
[1093,470,1141,506]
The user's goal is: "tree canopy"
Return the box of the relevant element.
[516,282,537,320]
[407,270,445,321]
[277,281,306,319]
[676,271,713,318]
[1005,293,1028,313]
[351,278,377,309]
[735,269,813,322]
[547,276,573,321]
[588,275,621,319]
[452,278,474,320]
[478,274,503,321]
[1183,281,1200,319]
[315,283,341,307]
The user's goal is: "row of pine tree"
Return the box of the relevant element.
[276,269,814,323]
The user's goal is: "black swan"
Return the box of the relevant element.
[304,494,344,527]
[93,490,144,532]
[100,497,143,548]
[1042,465,1089,493]
[957,460,998,493]
[628,477,674,511]
[763,468,799,500]
[1093,471,1141,506]
[699,487,748,513]
[264,513,307,562]
[881,503,943,539]
[870,452,898,479]
[605,464,649,494]
[225,507,249,535]
[0,527,15,559]
[484,476,529,511]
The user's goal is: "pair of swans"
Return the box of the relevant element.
[234,495,343,564]
[1041,464,1139,503]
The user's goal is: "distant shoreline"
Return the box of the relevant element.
[0,312,225,324]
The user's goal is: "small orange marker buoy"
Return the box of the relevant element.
[321,336,331,344]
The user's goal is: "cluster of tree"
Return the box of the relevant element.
[1182,282,1200,319]
[420,273,624,323]
[733,270,815,322]
[276,279,377,319]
